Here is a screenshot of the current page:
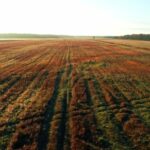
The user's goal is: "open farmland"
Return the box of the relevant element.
[0,39,150,150]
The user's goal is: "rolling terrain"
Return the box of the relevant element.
[0,39,150,150]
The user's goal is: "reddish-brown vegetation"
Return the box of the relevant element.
[0,39,150,150]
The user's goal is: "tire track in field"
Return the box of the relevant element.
[0,49,55,116]
[0,47,60,149]
[78,65,114,149]
[108,76,150,127]
[37,43,72,150]
[5,72,50,150]
[0,75,20,96]
[0,73,39,149]
[57,44,72,150]
[94,69,150,149]
[69,67,105,150]
[5,47,63,149]
[90,76,133,149]
[37,68,64,150]
[0,71,49,125]
[6,44,67,148]
[76,63,134,149]
[0,73,37,114]
[56,64,73,150]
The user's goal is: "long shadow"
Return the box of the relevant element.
[56,65,73,150]
[0,75,20,96]
[84,79,93,106]
[0,114,42,128]
[37,69,64,150]
[56,92,67,150]
[0,76,11,86]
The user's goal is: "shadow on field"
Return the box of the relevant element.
[56,64,73,150]
[37,68,64,150]
[56,92,67,150]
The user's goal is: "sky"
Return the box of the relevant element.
[0,0,150,36]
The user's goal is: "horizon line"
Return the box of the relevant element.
[0,33,150,37]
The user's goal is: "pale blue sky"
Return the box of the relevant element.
[0,0,149,35]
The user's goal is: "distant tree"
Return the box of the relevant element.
[122,34,150,41]
[112,34,150,41]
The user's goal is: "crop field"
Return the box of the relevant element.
[0,39,150,150]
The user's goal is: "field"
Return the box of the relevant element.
[0,39,150,150]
